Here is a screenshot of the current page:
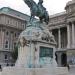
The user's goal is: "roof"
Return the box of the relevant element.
[49,11,66,18]
[0,7,66,22]
[0,7,37,21]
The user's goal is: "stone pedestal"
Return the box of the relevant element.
[1,67,68,75]
[15,22,57,68]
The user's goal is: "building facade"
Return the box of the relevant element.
[0,7,30,67]
[49,0,75,66]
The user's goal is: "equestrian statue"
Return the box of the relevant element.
[23,0,49,24]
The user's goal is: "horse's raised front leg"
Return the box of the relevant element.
[29,14,35,24]
[29,15,32,22]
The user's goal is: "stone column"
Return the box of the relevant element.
[58,28,61,48]
[72,22,75,48]
[10,32,13,51]
[0,29,2,49]
[67,25,71,48]
[57,53,62,67]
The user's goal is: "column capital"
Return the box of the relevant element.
[72,21,75,23]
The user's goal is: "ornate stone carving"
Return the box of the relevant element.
[18,37,27,47]
[38,28,56,43]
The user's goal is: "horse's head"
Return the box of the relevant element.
[23,0,34,7]
[24,0,32,7]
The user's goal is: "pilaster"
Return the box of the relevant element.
[72,22,75,48]
[67,25,70,48]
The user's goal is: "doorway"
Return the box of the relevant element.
[61,53,67,66]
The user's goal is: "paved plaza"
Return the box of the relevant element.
[69,66,75,75]
[0,67,74,75]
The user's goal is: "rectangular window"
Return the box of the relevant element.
[5,55,7,59]
[14,42,16,49]
[6,31,9,36]
[14,33,17,37]
[5,40,9,49]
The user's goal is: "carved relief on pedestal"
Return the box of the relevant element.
[18,37,27,47]
[38,28,56,43]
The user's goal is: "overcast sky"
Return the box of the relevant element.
[0,0,71,16]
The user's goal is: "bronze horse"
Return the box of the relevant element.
[23,0,49,24]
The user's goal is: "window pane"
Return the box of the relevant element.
[6,31,9,36]
[5,55,7,59]
[5,41,9,48]
[5,45,8,48]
